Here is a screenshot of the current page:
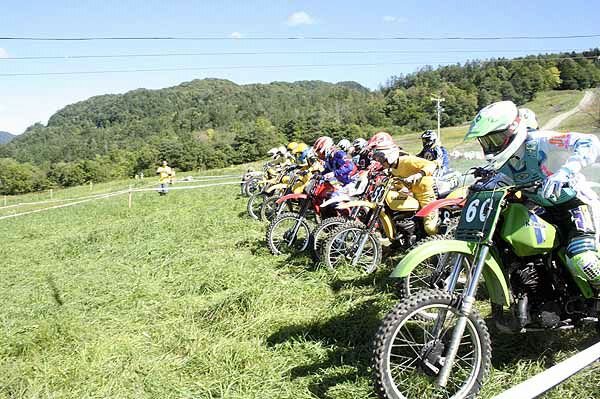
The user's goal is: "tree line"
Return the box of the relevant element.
[0,49,599,195]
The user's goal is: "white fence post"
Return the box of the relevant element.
[128,185,133,209]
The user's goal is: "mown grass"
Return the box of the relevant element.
[1,167,599,399]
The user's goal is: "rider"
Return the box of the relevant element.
[337,139,352,154]
[350,138,369,168]
[368,132,439,235]
[313,136,356,185]
[417,130,450,176]
[291,142,309,165]
[467,100,600,289]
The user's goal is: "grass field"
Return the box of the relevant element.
[1,166,599,399]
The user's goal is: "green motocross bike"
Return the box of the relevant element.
[372,171,600,399]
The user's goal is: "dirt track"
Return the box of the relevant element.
[542,90,595,130]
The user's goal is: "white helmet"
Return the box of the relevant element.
[337,139,352,152]
[267,147,279,159]
[519,108,539,131]
[352,138,368,152]
[372,147,401,166]
[466,100,528,170]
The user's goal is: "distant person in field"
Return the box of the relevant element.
[156,160,173,196]
[417,130,450,176]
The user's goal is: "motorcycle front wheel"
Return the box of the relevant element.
[372,289,491,399]
[323,221,382,273]
[266,212,312,255]
[311,216,349,261]
[247,192,267,220]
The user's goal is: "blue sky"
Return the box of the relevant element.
[1,0,599,134]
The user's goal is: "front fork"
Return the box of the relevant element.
[351,207,381,266]
[436,245,490,387]
[287,200,309,246]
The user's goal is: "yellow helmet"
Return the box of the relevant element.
[287,141,299,152]
[292,142,308,154]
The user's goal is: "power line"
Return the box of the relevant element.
[0,48,594,61]
[0,56,597,78]
[1,34,600,41]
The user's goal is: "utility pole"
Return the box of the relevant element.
[431,96,445,144]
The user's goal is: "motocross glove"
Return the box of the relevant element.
[541,168,571,200]
[404,172,424,185]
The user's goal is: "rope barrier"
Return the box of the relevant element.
[0,189,129,221]
[493,340,600,399]
[132,180,241,192]
[0,180,240,220]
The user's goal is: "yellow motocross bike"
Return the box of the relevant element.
[322,175,465,273]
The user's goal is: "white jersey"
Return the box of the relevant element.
[502,130,600,205]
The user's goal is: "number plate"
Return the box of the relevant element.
[456,190,506,242]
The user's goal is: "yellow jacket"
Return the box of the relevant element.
[157,166,173,183]
[390,155,436,198]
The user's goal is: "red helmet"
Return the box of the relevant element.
[367,131,395,150]
[313,136,334,159]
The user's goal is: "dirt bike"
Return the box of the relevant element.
[260,167,317,222]
[266,174,337,256]
[246,164,296,220]
[242,162,281,197]
[321,175,465,273]
[371,172,600,399]
[310,170,384,261]
[240,169,264,197]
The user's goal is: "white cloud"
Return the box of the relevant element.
[230,32,242,39]
[382,15,407,23]
[0,48,8,58]
[286,11,315,26]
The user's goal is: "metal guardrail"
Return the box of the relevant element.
[493,341,600,399]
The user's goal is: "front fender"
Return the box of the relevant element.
[379,210,395,240]
[265,183,288,194]
[276,193,307,204]
[336,200,377,210]
[416,197,465,217]
[391,239,510,307]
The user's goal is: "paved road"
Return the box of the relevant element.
[543,90,595,130]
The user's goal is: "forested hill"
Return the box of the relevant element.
[0,49,599,195]
[0,131,14,144]
[2,79,384,168]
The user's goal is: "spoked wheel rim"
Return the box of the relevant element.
[246,179,262,196]
[312,219,346,259]
[270,216,311,254]
[261,197,279,221]
[386,304,482,399]
[327,227,378,273]
[248,194,266,220]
